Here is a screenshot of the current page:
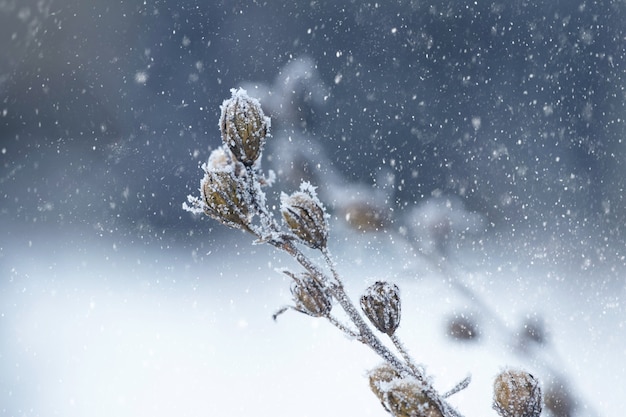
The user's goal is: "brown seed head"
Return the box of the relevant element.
[369,364,443,417]
[281,183,328,249]
[386,379,443,417]
[493,369,543,417]
[201,170,250,229]
[219,88,269,167]
[291,273,332,317]
[360,281,401,336]
[368,363,401,406]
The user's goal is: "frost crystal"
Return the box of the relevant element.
[360,281,401,336]
[199,169,251,231]
[183,88,539,417]
[280,182,328,250]
[219,88,270,167]
[290,272,332,317]
[369,364,443,417]
[493,369,542,417]
[206,145,233,171]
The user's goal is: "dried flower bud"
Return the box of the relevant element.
[201,170,250,229]
[493,369,542,417]
[290,273,332,317]
[368,363,401,407]
[360,281,401,336]
[387,381,444,417]
[369,368,443,417]
[281,182,328,249]
[219,88,269,166]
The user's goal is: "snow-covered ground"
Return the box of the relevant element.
[1,220,623,416]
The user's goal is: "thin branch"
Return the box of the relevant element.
[443,375,472,398]
[390,333,426,381]
[327,314,360,339]
[321,247,344,287]
[277,239,463,417]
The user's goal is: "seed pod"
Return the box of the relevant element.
[281,182,328,249]
[493,369,542,417]
[368,363,401,408]
[386,381,444,417]
[219,88,269,166]
[201,170,250,229]
[369,370,444,417]
[291,273,332,317]
[360,281,401,336]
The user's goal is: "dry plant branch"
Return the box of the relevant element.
[184,88,542,417]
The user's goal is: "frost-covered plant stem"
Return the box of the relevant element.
[267,232,462,417]
[390,333,426,379]
[184,88,541,417]
[268,235,409,374]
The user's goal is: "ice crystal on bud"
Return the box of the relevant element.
[206,145,233,171]
[360,281,401,336]
[281,182,328,249]
[219,87,270,167]
[200,169,251,230]
[290,272,332,317]
[369,364,443,417]
[184,87,541,417]
[493,369,542,417]
[368,363,401,408]
[386,380,444,417]
[386,380,443,417]
[273,271,332,320]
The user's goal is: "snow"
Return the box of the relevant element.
[2,2,625,416]
[0,221,623,417]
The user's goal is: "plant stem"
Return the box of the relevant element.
[275,239,463,417]
[327,315,359,339]
[390,333,425,381]
[277,239,408,372]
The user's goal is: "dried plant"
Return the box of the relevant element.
[493,369,543,417]
[184,88,543,417]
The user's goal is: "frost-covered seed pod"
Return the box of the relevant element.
[291,274,332,317]
[201,170,249,228]
[386,382,443,417]
[372,364,448,417]
[493,369,542,417]
[219,88,269,166]
[368,363,401,408]
[281,183,328,249]
[360,281,401,336]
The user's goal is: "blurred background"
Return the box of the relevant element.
[1,1,625,416]
[2,0,626,244]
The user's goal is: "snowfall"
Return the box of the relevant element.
[1,212,624,417]
[2,1,626,416]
